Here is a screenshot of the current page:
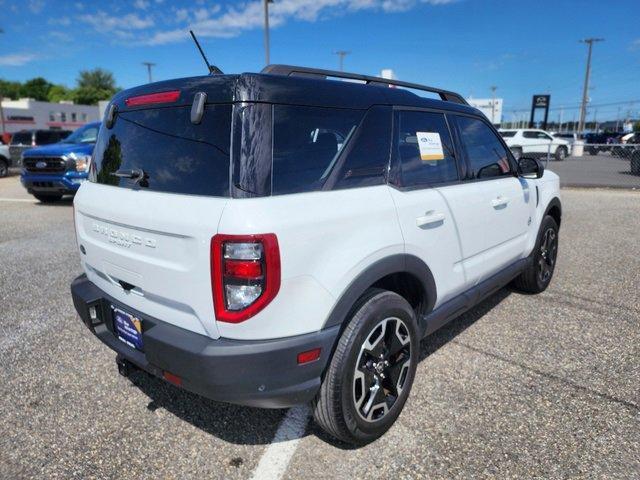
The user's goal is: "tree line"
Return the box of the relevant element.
[0,68,119,105]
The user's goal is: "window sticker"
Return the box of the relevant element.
[416,132,445,161]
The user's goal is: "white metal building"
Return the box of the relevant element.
[0,98,100,135]
[466,97,503,125]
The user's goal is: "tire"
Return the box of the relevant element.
[34,194,63,203]
[510,147,523,160]
[631,152,640,176]
[554,146,568,161]
[0,158,8,178]
[313,289,419,445]
[586,147,598,155]
[512,215,559,294]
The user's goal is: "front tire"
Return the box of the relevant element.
[0,159,8,178]
[313,289,419,445]
[555,146,568,161]
[512,215,559,294]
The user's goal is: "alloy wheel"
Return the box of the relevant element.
[353,317,412,422]
[537,227,557,283]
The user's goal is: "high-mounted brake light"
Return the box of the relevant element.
[125,90,180,107]
[211,234,280,323]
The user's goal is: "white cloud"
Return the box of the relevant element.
[0,53,37,66]
[28,0,44,13]
[79,11,155,33]
[134,0,150,10]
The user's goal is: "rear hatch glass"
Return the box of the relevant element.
[91,104,232,197]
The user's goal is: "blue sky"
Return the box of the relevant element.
[1,0,639,122]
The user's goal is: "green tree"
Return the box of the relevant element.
[0,79,22,100]
[20,77,52,101]
[47,84,73,103]
[634,121,640,133]
[73,68,118,105]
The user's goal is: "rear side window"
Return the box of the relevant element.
[11,132,32,145]
[36,131,61,144]
[91,104,231,197]
[456,116,512,179]
[499,131,516,138]
[272,105,363,195]
[395,110,458,187]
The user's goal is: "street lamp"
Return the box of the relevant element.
[263,0,274,66]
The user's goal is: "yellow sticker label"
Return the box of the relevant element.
[416,132,445,161]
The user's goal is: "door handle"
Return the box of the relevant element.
[491,196,509,208]
[416,211,445,228]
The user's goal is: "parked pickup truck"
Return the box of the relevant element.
[20,122,100,202]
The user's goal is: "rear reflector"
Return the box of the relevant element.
[297,348,321,365]
[125,90,180,107]
[163,371,182,386]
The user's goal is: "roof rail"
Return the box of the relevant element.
[261,64,468,105]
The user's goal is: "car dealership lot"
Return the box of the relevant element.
[0,175,638,479]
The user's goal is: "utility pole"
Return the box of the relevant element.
[559,107,563,133]
[263,0,274,66]
[334,50,351,71]
[142,62,156,83]
[489,85,497,124]
[577,38,604,136]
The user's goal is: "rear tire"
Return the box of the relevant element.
[0,158,8,178]
[313,289,419,445]
[34,194,63,203]
[512,215,559,294]
[554,146,568,161]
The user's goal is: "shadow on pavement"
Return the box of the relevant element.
[125,288,512,448]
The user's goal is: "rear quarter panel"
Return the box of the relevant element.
[217,185,404,340]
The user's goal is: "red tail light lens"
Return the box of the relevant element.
[211,234,280,323]
[125,90,180,107]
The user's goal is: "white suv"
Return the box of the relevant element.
[500,128,571,161]
[71,65,562,444]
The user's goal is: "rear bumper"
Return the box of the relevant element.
[70,274,339,408]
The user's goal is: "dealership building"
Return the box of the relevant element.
[0,98,100,136]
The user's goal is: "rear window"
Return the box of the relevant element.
[11,132,33,145]
[272,105,363,195]
[90,105,232,197]
[36,131,63,144]
[499,131,516,138]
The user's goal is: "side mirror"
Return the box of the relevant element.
[518,157,544,179]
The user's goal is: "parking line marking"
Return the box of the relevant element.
[251,404,310,480]
[0,197,37,203]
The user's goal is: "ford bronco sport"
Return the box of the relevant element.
[71,65,561,444]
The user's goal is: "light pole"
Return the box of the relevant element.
[577,38,604,136]
[334,50,351,71]
[142,62,156,83]
[263,0,274,65]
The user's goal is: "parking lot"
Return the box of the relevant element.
[546,152,639,189]
[0,173,638,479]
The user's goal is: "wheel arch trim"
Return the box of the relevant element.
[322,254,437,330]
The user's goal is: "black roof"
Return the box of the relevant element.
[112,65,480,116]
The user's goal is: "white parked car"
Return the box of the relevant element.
[0,143,9,177]
[500,128,571,161]
[71,65,562,444]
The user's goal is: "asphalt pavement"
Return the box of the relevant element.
[0,174,638,479]
[547,152,639,189]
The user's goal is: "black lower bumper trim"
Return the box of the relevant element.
[71,274,339,408]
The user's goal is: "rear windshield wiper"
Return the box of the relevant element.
[111,168,149,186]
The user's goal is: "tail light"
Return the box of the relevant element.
[211,234,280,323]
[125,90,180,107]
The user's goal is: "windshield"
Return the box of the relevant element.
[62,123,100,144]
